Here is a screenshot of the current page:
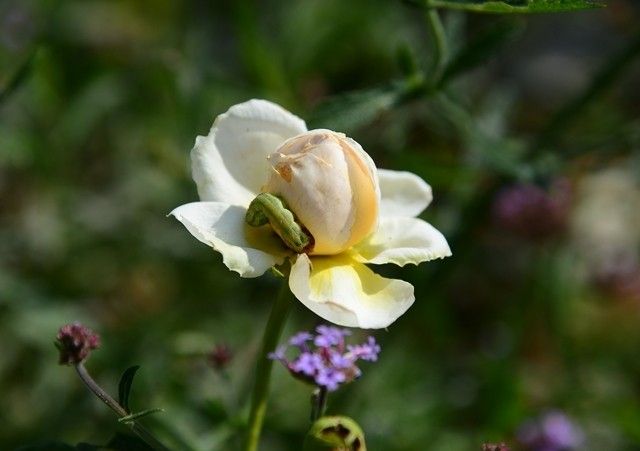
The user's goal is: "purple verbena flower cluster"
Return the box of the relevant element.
[517,411,584,451]
[482,443,510,451]
[493,179,571,240]
[269,325,380,392]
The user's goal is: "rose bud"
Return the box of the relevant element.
[264,130,379,255]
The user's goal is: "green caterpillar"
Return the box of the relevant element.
[245,193,313,254]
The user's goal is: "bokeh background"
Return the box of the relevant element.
[2,0,640,449]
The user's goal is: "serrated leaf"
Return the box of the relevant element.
[118,408,165,424]
[441,20,523,83]
[303,416,366,450]
[415,0,603,14]
[118,365,140,413]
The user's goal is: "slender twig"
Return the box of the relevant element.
[74,363,170,451]
[424,1,449,86]
[310,386,328,422]
[244,281,292,451]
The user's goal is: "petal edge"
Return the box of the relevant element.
[354,217,451,266]
[170,201,288,278]
[379,169,433,218]
[192,99,307,207]
[289,254,415,329]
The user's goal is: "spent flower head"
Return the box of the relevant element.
[269,325,380,392]
[208,343,233,371]
[56,322,101,365]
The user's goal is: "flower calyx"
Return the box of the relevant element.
[245,192,314,254]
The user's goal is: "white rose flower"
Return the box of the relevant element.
[170,99,451,328]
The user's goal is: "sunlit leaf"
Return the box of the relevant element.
[413,0,603,14]
[307,84,404,132]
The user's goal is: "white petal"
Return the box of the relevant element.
[170,202,289,278]
[192,99,307,207]
[353,217,451,266]
[378,169,433,217]
[289,253,414,329]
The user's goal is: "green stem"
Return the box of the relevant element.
[424,2,448,85]
[244,281,292,451]
[310,386,328,422]
[74,363,170,451]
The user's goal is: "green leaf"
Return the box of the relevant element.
[0,48,37,105]
[118,408,165,424]
[14,442,107,451]
[118,365,140,413]
[441,20,523,83]
[307,84,403,132]
[303,416,366,450]
[414,0,603,14]
[15,442,77,451]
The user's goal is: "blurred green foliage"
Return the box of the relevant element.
[2,0,640,449]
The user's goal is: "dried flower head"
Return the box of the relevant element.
[208,343,233,370]
[269,325,380,392]
[56,322,101,365]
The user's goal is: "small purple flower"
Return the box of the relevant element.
[270,325,379,392]
[316,368,346,391]
[289,331,314,348]
[517,411,583,451]
[314,325,350,347]
[328,349,353,369]
[56,322,101,365]
[347,336,381,362]
[267,345,287,362]
[291,352,323,376]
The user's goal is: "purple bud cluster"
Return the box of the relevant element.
[56,322,101,365]
[269,325,380,392]
[482,444,510,451]
[493,180,571,240]
[517,411,584,451]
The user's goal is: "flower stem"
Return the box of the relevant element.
[74,363,170,451]
[424,1,448,86]
[244,280,292,451]
[310,386,328,422]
